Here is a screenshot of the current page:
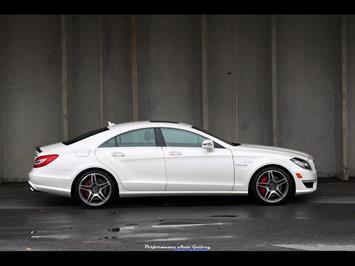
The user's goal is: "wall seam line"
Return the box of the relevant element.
[99,15,104,126]
[201,15,208,130]
[341,15,349,181]
[60,15,69,140]
[2,16,7,181]
[234,15,239,142]
[271,15,278,147]
[131,15,139,121]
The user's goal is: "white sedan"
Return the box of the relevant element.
[28,121,317,208]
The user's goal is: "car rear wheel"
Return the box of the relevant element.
[74,170,116,208]
[251,167,293,205]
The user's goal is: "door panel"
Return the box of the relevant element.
[162,147,234,191]
[159,127,234,191]
[95,147,166,191]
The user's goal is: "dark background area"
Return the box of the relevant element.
[0,15,354,182]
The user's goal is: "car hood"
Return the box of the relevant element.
[234,144,313,161]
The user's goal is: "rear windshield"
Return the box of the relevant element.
[62,127,109,145]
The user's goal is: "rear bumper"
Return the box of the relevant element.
[28,180,71,197]
[28,182,37,192]
[28,168,72,197]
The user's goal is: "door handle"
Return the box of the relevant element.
[111,152,125,157]
[169,151,183,156]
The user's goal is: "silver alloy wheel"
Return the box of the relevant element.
[255,170,289,203]
[78,173,112,207]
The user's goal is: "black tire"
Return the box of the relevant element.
[73,170,117,208]
[250,166,294,205]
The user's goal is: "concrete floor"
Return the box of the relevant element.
[0,178,355,251]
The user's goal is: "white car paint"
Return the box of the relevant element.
[161,146,234,191]
[28,121,317,202]
[96,146,166,191]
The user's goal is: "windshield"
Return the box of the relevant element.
[192,126,241,146]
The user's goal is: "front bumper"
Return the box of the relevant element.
[293,162,317,195]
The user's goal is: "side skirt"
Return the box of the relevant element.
[119,191,249,198]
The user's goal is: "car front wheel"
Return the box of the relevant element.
[251,167,293,205]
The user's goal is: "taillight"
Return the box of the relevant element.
[33,154,58,168]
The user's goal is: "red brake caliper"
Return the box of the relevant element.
[259,176,268,196]
[81,180,91,198]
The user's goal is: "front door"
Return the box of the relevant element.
[160,128,234,191]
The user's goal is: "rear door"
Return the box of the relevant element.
[95,128,166,191]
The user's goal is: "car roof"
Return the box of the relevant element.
[63,120,233,149]
[107,120,193,130]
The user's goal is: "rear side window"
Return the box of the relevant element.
[100,128,156,147]
[100,136,116,147]
[63,127,109,145]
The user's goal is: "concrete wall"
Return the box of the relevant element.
[207,15,238,142]
[101,15,132,125]
[0,16,62,181]
[348,16,355,177]
[0,15,353,181]
[67,15,132,137]
[207,15,272,145]
[237,15,272,145]
[137,15,202,126]
[278,15,342,177]
[0,16,4,184]
[69,15,102,136]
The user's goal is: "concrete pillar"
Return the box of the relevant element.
[68,15,102,136]
[237,15,272,145]
[347,15,355,178]
[1,15,62,181]
[201,15,208,130]
[0,83,3,182]
[206,15,238,143]
[101,15,132,124]
[341,15,349,181]
[60,15,69,140]
[234,16,239,142]
[99,16,104,126]
[278,15,341,177]
[131,15,139,121]
[0,16,4,183]
[271,15,278,146]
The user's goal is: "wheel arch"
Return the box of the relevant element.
[248,164,296,196]
[71,167,120,198]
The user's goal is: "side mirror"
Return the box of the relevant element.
[202,139,214,151]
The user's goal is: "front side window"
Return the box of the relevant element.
[160,128,206,148]
[100,128,156,147]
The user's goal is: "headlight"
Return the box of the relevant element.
[290,157,311,170]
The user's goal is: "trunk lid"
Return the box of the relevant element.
[35,142,66,155]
